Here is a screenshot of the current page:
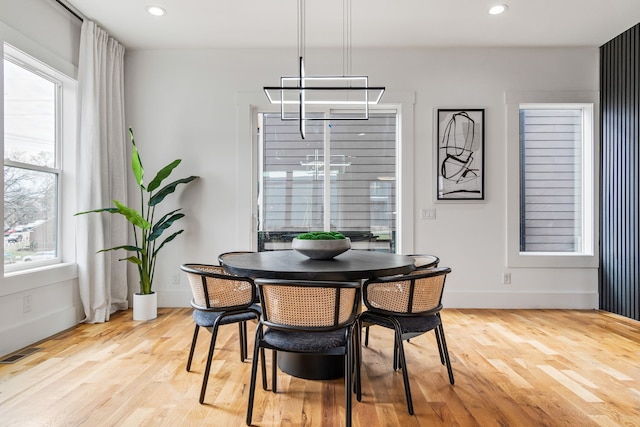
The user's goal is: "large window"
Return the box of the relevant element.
[506,93,597,268]
[3,47,65,270]
[519,107,590,253]
[257,111,398,252]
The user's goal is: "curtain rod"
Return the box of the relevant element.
[54,0,84,21]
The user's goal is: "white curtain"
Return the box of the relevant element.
[76,21,129,323]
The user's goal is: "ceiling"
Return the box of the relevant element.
[63,0,640,50]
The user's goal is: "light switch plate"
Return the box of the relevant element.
[421,208,437,220]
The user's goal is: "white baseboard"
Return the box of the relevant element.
[443,291,599,309]
[0,306,80,358]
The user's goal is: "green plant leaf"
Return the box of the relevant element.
[149,208,182,238]
[149,176,198,206]
[129,128,145,189]
[153,229,184,257]
[96,245,142,253]
[120,256,143,265]
[297,231,346,240]
[148,213,185,241]
[153,208,181,226]
[147,159,181,193]
[74,207,119,216]
[113,200,151,229]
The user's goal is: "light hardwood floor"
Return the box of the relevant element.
[1,308,639,426]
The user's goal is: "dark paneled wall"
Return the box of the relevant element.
[600,23,640,320]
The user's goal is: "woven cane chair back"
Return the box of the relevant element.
[256,279,360,329]
[181,264,255,309]
[364,267,450,315]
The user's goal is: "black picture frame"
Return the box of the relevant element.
[436,109,485,200]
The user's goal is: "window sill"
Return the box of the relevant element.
[1,262,78,297]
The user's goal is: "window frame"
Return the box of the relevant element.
[506,91,599,268]
[236,91,415,255]
[3,44,75,274]
[257,108,399,251]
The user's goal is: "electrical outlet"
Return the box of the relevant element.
[502,273,511,284]
[421,208,437,220]
[23,295,33,313]
[171,273,180,285]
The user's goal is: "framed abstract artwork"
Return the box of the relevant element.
[436,109,485,200]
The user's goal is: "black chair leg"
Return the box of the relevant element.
[238,322,246,362]
[364,325,370,347]
[437,323,455,385]
[395,328,414,415]
[243,321,249,360]
[260,347,267,390]
[345,332,353,427]
[199,324,221,404]
[434,326,446,365]
[393,335,399,371]
[272,350,278,393]
[187,325,200,371]
[354,323,362,401]
[246,328,262,425]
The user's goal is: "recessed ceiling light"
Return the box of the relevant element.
[146,6,166,16]
[489,4,508,15]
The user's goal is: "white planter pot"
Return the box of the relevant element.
[133,292,157,321]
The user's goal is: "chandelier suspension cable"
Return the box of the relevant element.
[298,0,305,61]
[343,0,352,77]
[263,0,385,139]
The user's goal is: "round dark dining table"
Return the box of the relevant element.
[221,249,415,380]
[221,249,415,281]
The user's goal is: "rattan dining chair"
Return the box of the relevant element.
[180,263,262,404]
[357,267,453,415]
[246,279,361,427]
[363,253,440,347]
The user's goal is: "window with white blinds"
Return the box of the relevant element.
[519,107,590,253]
[258,111,397,252]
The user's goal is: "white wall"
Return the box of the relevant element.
[124,46,599,309]
[0,0,80,72]
[0,0,83,357]
[0,0,601,356]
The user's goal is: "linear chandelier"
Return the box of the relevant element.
[264,0,385,139]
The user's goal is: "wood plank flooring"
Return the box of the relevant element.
[1,308,639,426]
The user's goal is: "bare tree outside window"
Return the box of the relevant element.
[3,55,59,265]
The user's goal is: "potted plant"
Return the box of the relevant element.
[76,128,198,320]
[291,231,351,259]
